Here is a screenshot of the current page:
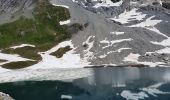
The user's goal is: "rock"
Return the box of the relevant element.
[0,92,14,100]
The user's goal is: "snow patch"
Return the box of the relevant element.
[123,53,140,62]
[59,19,71,25]
[110,32,125,35]
[27,40,90,69]
[0,52,32,73]
[129,16,162,28]
[151,37,170,46]
[101,38,133,49]
[117,48,132,52]
[0,53,31,66]
[52,3,69,9]
[155,47,170,54]
[10,44,35,49]
[83,36,95,61]
[99,54,107,58]
[147,27,168,38]
[110,8,146,24]
[93,0,123,8]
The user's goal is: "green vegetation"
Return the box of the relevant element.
[50,46,72,58]
[0,0,70,49]
[0,0,84,69]
[1,61,37,69]
[2,46,41,61]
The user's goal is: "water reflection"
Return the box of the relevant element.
[74,67,170,87]
[72,67,170,100]
[0,67,170,100]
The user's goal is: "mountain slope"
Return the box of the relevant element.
[0,0,170,70]
[62,0,170,66]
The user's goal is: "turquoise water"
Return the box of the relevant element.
[0,67,170,100]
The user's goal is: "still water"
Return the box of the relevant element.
[0,67,170,100]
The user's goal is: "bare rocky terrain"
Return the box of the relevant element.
[0,0,36,24]
[59,0,170,66]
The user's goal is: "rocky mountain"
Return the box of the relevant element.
[0,0,170,71]
[64,0,170,66]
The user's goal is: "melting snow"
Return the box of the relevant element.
[110,8,146,24]
[0,53,31,66]
[10,44,35,49]
[27,40,90,69]
[101,38,133,49]
[152,38,170,46]
[129,16,162,28]
[93,0,123,8]
[110,32,125,35]
[117,48,131,52]
[59,19,71,25]
[83,36,95,60]
[52,3,69,9]
[123,53,140,63]
[110,39,132,45]
[99,54,107,58]
[155,47,170,54]
[0,52,32,73]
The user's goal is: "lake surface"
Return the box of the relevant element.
[0,67,170,100]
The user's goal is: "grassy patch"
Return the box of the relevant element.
[2,46,41,61]
[0,0,70,49]
[1,61,37,69]
[50,46,72,58]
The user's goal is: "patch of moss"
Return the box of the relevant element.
[1,61,37,69]
[50,46,72,58]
